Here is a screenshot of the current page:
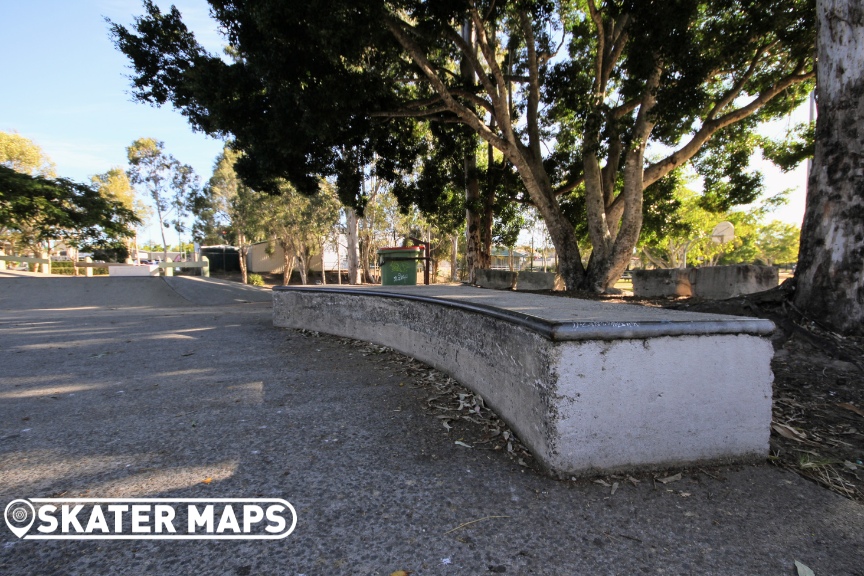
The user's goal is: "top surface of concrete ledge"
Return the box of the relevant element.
[273,285,774,341]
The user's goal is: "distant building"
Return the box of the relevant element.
[247,235,348,275]
[490,247,528,271]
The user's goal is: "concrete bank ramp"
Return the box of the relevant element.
[0,275,270,310]
[162,275,272,306]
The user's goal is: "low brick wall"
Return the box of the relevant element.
[475,269,563,291]
[514,271,561,291]
[474,269,517,290]
[692,265,779,299]
[631,269,693,297]
[633,265,779,299]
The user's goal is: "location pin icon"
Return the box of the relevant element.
[4,500,36,538]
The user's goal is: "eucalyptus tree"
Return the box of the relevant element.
[261,182,341,286]
[198,146,266,284]
[111,0,814,291]
[794,0,864,335]
[126,138,199,259]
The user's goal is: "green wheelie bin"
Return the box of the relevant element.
[378,246,422,285]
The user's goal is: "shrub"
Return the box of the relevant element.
[50,261,108,275]
[247,273,265,286]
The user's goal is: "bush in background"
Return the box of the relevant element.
[247,273,265,286]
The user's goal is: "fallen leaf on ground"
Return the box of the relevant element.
[772,423,808,442]
[794,560,815,576]
[390,571,412,576]
[454,441,472,448]
[593,479,611,487]
[657,473,682,484]
[202,477,213,484]
[837,403,864,417]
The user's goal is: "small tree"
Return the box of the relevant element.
[196,146,266,284]
[126,138,199,259]
[754,221,800,266]
[92,167,150,264]
[262,183,341,285]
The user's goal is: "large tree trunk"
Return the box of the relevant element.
[507,151,585,290]
[345,208,361,284]
[461,19,484,284]
[450,234,459,282]
[479,141,495,270]
[464,153,483,283]
[794,0,864,335]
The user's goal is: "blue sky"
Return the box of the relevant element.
[0,0,225,244]
[1,1,809,246]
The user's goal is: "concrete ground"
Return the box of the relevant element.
[1,274,862,575]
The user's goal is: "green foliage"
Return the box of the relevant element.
[639,185,800,268]
[126,137,199,252]
[261,179,342,282]
[760,122,815,173]
[50,261,109,275]
[111,0,812,201]
[692,123,765,212]
[111,0,816,287]
[192,145,266,247]
[92,167,150,223]
[493,201,526,249]
[247,273,265,286]
[0,131,56,177]
[0,166,140,252]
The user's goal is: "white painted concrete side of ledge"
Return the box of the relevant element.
[549,335,773,473]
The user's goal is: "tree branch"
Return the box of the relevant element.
[468,4,514,138]
[384,16,511,153]
[441,21,501,108]
[450,89,495,114]
[610,98,640,119]
[705,40,778,122]
[553,175,585,197]
[518,10,543,161]
[644,67,814,187]
[369,104,454,118]
[586,0,606,101]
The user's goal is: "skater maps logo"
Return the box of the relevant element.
[4,498,296,540]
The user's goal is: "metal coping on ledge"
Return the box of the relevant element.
[272,286,776,342]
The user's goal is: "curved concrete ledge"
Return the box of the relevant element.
[273,285,774,476]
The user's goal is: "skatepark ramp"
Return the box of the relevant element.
[0,274,271,310]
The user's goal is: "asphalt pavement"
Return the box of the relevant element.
[0,274,862,575]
